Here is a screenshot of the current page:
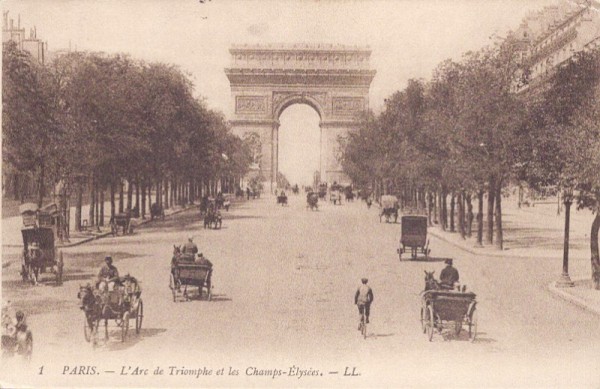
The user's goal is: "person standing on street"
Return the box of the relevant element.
[354,278,374,325]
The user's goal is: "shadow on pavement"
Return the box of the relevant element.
[104,328,167,352]
[403,256,448,263]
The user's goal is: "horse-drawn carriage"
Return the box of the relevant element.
[330,191,342,205]
[344,186,355,202]
[169,252,213,302]
[19,203,63,285]
[277,193,288,206]
[306,192,319,211]
[203,208,222,229]
[397,215,430,260]
[78,275,143,346]
[110,211,134,236]
[150,203,165,221]
[379,195,399,223]
[420,287,477,342]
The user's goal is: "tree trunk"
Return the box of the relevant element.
[126,178,133,211]
[110,182,116,219]
[119,181,124,213]
[427,192,433,227]
[135,178,140,211]
[441,189,447,231]
[477,189,484,246]
[164,179,169,209]
[494,180,503,250]
[141,183,146,219]
[591,201,600,290]
[458,191,465,239]
[450,193,456,232]
[466,193,474,238]
[99,187,104,227]
[37,162,45,208]
[486,176,495,245]
[433,191,438,224]
[88,176,95,227]
[75,184,83,231]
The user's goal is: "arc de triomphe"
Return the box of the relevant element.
[225,43,376,189]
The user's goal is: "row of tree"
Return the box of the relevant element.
[340,39,600,288]
[3,41,252,231]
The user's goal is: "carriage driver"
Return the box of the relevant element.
[182,237,198,256]
[440,259,460,289]
[97,256,120,291]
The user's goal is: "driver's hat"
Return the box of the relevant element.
[361,278,368,283]
[105,256,113,262]
[445,258,453,265]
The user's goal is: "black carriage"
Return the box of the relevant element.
[169,262,213,302]
[79,276,143,346]
[150,202,165,221]
[397,215,430,260]
[277,194,288,206]
[19,203,64,285]
[330,191,342,205]
[306,193,319,211]
[110,211,133,236]
[420,290,477,342]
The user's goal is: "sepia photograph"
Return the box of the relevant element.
[1,0,600,387]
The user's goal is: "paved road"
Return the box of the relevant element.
[2,195,599,388]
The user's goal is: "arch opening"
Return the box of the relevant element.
[277,103,321,187]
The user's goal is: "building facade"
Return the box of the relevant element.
[513,0,600,92]
[2,11,47,64]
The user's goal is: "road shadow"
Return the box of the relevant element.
[103,328,167,352]
[371,333,395,338]
[207,294,232,302]
[402,256,448,263]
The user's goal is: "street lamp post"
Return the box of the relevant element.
[556,187,575,287]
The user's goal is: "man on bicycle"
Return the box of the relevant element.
[355,278,374,326]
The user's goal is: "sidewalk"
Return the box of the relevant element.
[419,196,600,316]
[1,202,196,250]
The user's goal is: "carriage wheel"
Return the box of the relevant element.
[468,308,478,342]
[420,307,426,334]
[28,265,38,285]
[426,306,435,341]
[84,317,93,342]
[135,300,144,334]
[169,273,178,302]
[111,223,117,237]
[121,312,130,342]
[22,332,33,361]
[56,251,64,285]
[128,223,134,235]
[21,264,29,282]
[454,319,463,336]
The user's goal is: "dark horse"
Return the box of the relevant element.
[78,284,104,346]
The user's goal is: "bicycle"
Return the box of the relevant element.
[357,306,367,339]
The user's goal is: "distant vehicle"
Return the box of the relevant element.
[19,203,63,285]
[379,195,399,223]
[398,215,430,260]
[307,193,319,211]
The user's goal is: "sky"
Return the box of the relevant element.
[4,0,557,184]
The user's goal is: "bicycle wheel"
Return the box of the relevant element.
[362,317,367,339]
